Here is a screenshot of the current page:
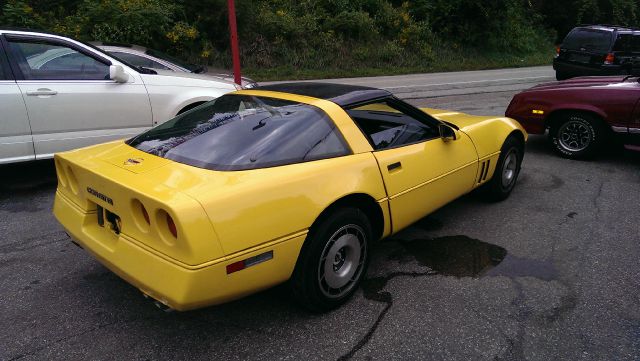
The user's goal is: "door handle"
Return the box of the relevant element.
[387,162,402,171]
[26,88,58,96]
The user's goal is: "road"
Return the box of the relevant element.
[2,66,639,361]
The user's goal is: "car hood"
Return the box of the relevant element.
[421,108,507,130]
[531,76,629,91]
[140,69,239,90]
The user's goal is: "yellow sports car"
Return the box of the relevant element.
[53,83,527,311]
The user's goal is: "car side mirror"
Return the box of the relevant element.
[109,65,130,83]
[438,123,457,142]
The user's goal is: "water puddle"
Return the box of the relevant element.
[400,235,506,277]
[394,235,557,280]
[344,235,557,360]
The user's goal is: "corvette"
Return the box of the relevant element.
[53,83,526,311]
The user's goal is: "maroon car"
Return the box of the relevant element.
[506,76,640,159]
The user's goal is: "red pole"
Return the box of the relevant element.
[227,0,242,86]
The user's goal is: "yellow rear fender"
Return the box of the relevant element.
[54,152,225,266]
[185,152,389,256]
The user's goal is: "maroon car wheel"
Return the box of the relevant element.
[550,113,605,159]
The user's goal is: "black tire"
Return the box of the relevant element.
[549,112,606,159]
[291,207,372,312]
[480,136,524,202]
[555,71,569,81]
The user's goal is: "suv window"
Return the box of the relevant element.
[346,101,439,150]
[128,94,351,171]
[7,39,109,80]
[109,51,171,70]
[563,29,613,52]
[631,34,640,52]
[613,33,635,52]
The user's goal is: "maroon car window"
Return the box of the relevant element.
[128,95,351,171]
[563,29,613,52]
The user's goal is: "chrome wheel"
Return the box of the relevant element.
[501,149,518,188]
[317,224,367,298]
[558,119,591,152]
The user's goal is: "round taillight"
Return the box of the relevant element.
[66,166,79,194]
[156,209,177,245]
[55,159,67,187]
[141,204,150,225]
[166,213,178,239]
[131,199,150,232]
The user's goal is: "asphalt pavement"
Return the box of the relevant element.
[1,66,639,361]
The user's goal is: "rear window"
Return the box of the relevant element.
[127,94,351,171]
[562,29,613,52]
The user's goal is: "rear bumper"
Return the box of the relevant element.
[54,190,306,311]
[553,59,625,76]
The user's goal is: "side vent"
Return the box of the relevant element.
[478,160,491,183]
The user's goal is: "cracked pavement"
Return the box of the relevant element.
[1,83,640,360]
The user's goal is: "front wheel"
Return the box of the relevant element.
[291,208,371,312]
[549,113,605,159]
[480,136,523,202]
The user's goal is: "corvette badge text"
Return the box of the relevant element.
[86,187,114,205]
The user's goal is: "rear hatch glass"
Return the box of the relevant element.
[562,29,613,53]
[127,94,351,171]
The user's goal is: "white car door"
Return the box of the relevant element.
[0,39,33,164]
[5,34,153,158]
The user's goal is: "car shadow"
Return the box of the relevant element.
[525,133,640,165]
[0,159,57,194]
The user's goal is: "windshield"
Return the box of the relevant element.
[127,95,351,171]
[562,29,613,52]
[145,48,200,72]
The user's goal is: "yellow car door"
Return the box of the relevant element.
[346,99,478,233]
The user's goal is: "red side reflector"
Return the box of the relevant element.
[555,46,560,55]
[226,260,245,274]
[226,251,274,274]
[605,53,615,64]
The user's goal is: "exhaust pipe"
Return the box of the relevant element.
[142,292,174,312]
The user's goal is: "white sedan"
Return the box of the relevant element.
[0,29,241,164]
[92,42,258,89]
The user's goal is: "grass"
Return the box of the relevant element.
[241,46,554,82]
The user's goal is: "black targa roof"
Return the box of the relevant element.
[255,82,391,107]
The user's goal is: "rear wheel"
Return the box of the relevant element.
[480,136,523,202]
[549,113,606,159]
[291,207,371,312]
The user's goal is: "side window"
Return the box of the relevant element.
[613,34,633,52]
[632,34,640,53]
[109,51,171,70]
[0,42,10,80]
[0,52,6,80]
[7,39,109,80]
[346,101,439,150]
